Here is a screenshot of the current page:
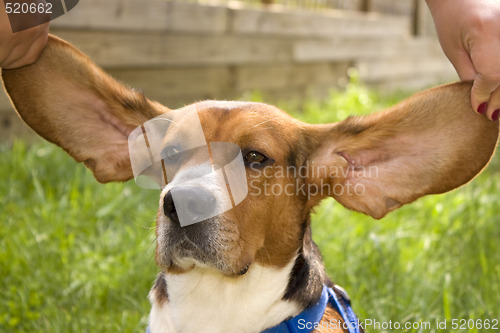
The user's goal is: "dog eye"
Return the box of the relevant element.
[244,151,268,165]
[161,146,181,162]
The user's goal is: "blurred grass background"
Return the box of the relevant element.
[1,80,499,332]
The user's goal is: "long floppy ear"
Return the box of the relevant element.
[2,35,169,183]
[308,81,499,219]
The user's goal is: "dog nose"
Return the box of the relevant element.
[163,186,216,225]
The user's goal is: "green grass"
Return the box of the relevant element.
[1,81,499,332]
[0,143,159,332]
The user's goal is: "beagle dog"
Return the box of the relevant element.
[2,35,498,333]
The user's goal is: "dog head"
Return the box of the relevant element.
[3,35,498,277]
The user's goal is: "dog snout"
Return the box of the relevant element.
[163,186,217,225]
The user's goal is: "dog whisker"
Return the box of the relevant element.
[259,246,273,266]
[251,117,280,129]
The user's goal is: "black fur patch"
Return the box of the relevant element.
[283,217,331,308]
[151,272,169,306]
[286,148,299,169]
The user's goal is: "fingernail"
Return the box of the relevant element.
[492,109,500,121]
[477,102,488,114]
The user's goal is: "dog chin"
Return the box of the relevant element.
[160,254,251,277]
[163,257,201,274]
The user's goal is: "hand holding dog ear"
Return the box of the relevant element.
[427,0,500,121]
[0,2,49,69]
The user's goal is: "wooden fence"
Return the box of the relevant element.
[0,0,454,141]
[187,0,428,35]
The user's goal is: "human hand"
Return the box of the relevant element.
[426,0,500,121]
[0,1,49,69]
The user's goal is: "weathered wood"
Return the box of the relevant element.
[234,62,350,91]
[360,0,371,12]
[1,2,456,142]
[52,1,410,38]
[0,87,11,112]
[229,6,410,37]
[294,37,403,62]
[53,0,170,31]
[0,107,39,142]
[358,56,456,82]
[52,30,293,68]
[106,62,351,106]
[294,36,445,62]
[107,67,233,106]
[53,0,228,33]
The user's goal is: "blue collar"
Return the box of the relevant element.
[146,284,360,333]
[261,285,361,333]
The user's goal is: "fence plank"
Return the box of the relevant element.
[52,30,293,67]
[52,1,410,38]
[229,7,410,37]
[53,0,169,31]
[294,37,401,62]
[107,67,233,107]
[358,57,455,82]
[53,0,228,33]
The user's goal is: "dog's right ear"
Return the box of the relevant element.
[307,82,499,219]
[2,35,169,183]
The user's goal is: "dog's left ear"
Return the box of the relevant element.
[308,82,499,219]
[2,35,169,183]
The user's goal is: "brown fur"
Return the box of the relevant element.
[3,35,498,332]
[317,307,349,333]
[2,35,169,183]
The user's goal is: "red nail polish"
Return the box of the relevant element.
[492,109,500,121]
[477,102,488,114]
